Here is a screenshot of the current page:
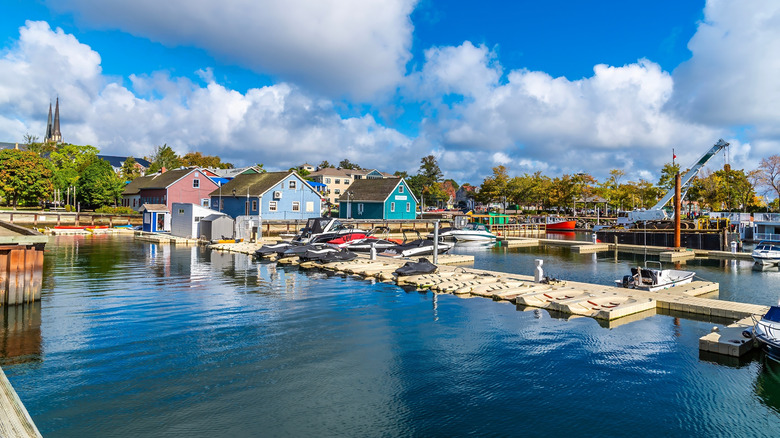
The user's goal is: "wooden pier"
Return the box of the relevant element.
[0,221,47,306]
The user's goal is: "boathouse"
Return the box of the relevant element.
[338,178,417,220]
[122,167,219,212]
[208,170,321,220]
[141,204,170,232]
[170,203,229,240]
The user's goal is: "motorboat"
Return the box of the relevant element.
[332,227,402,252]
[615,261,695,292]
[428,222,497,242]
[752,240,780,266]
[379,230,453,258]
[751,306,780,360]
[291,217,365,245]
[394,258,438,276]
[545,217,576,230]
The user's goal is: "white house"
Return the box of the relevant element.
[170,203,228,239]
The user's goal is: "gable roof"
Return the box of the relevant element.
[207,171,312,197]
[140,203,168,212]
[97,155,152,168]
[122,168,209,195]
[337,178,416,203]
[309,168,351,178]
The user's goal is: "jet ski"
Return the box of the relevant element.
[316,249,359,264]
[255,242,293,257]
[394,258,438,276]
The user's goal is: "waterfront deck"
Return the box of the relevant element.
[0,367,41,438]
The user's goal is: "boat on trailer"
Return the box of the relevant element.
[752,240,780,266]
[615,261,695,292]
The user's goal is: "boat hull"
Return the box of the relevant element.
[546,220,576,230]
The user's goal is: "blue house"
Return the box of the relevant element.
[208,170,322,220]
[140,204,170,232]
[338,178,417,220]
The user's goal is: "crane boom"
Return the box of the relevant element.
[651,138,729,210]
[624,139,729,224]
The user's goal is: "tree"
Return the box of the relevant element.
[478,166,510,207]
[757,155,780,201]
[338,159,361,170]
[0,149,54,208]
[146,144,181,173]
[181,151,233,169]
[121,157,142,181]
[77,158,125,209]
[48,143,100,194]
[419,155,443,185]
[393,170,409,179]
[24,133,55,155]
[318,160,334,169]
[657,162,682,192]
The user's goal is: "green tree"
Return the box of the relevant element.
[318,160,334,169]
[121,157,142,181]
[77,158,125,209]
[657,162,682,192]
[338,159,361,170]
[419,155,443,185]
[146,144,181,173]
[24,133,56,155]
[393,170,409,179]
[0,149,54,208]
[49,143,100,193]
[477,166,510,208]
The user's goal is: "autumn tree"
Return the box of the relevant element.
[121,157,142,181]
[0,149,54,208]
[757,155,780,202]
[181,151,233,169]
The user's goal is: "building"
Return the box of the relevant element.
[0,142,27,151]
[455,185,478,210]
[299,163,316,172]
[170,203,229,239]
[309,167,396,205]
[200,214,235,241]
[208,170,321,220]
[140,204,170,232]
[44,98,62,144]
[121,167,219,212]
[97,155,152,176]
[338,178,417,220]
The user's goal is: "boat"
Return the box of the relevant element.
[332,227,403,252]
[291,217,365,245]
[394,258,438,276]
[379,230,453,258]
[751,305,780,360]
[428,222,497,242]
[752,240,780,266]
[255,242,293,257]
[315,249,359,263]
[615,261,695,292]
[545,218,576,230]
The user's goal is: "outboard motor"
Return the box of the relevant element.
[622,275,633,288]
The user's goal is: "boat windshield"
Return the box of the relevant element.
[764,306,780,323]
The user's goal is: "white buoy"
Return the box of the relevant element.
[534,259,544,283]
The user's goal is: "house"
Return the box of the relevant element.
[200,214,235,241]
[338,178,417,220]
[141,204,170,232]
[308,168,353,205]
[121,167,219,212]
[170,203,229,239]
[208,170,321,220]
[455,185,478,210]
[299,163,316,172]
[97,155,152,175]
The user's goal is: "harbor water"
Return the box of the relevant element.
[3,234,780,437]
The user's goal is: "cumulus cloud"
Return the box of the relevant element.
[48,0,417,100]
[0,21,414,171]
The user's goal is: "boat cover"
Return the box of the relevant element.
[394,258,438,276]
[764,306,780,322]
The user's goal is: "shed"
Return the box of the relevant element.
[141,204,170,232]
[201,214,235,241]
[170,203,225,239]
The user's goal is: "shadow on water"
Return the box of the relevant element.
[755,357,780,414]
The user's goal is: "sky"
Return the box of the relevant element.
[1,0,779,189]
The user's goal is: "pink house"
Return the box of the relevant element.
[122,167,220,212]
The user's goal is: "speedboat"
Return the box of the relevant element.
[291,217,365,245]
[615,261,695,292]
[379,230,453,258]
[751,306,780,360]
[752,240,780,266]
[333,227,402,252]
[428,222,497,242]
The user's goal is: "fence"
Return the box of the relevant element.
[0,211,141,228]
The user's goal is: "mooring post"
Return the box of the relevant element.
[534,259,544,283]
[433,221,439,264]
[370,241,377,261]
[674,172,681,248]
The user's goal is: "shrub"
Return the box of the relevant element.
[95,206,137,215]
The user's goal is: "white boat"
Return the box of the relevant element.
[751,306,780,360]
[615,261,695,292]
[380,230,453,258]
[752,240,780,266]
[430,222,497,242]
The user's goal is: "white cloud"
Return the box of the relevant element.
[0,21,413,172]
[48,0,417,100]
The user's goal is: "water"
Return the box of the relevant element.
[3,234,780,437]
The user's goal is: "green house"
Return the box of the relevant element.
[338,178,417,220]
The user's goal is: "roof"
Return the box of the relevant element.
[140,203,168,212]
[337,178,415,203]
[207,171,301,197]
[122,168,206,195]
[309,168,351,178]
[308,181,327,188]
[205,166,262,178]
[97,155,152,168]
[0,142,27,151]
[202,213,231,222]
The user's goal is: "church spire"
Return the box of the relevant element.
[52,97,62,144]
[45,102,53,141]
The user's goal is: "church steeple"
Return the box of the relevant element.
[44,97,62,144]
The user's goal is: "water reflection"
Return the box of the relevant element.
[0,302,42,366]
[756,358,780,414]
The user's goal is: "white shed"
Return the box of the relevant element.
[170,203,226,239]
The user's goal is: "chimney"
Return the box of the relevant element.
[161,166,167,174]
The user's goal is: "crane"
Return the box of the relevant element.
[621,139,729,225]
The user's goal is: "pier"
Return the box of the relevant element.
[208,237,768,359]
[0,221,47,305]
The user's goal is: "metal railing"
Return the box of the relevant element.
[754,213,780,222]
[490,223,547,237]
[754,233,780,241]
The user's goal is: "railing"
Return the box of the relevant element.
[490,223,546,237]
[754,213,780,222]
[0,211,141,227]
[754,233,780,241]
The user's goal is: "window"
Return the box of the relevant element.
[289,180,297,189]
[269,201,277,211]
[178,209,185,214]
[306,201,314,212]
[325,178,331,184]
[252,200,258,211]
[201,199,209,207]
[344,179,350,185]
[406,202,410,212]
[193,179,200,188]
[292,201,300,212]
[358,203,364,215]
[399,185,404,194]
[335,178,341,184]
[390,202,395,212]
[195,217,201,222]
[335,189,341,194]
[220,199,224,210]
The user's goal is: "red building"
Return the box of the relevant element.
[122,167,219,212]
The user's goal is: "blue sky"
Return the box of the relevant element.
[1,0,778,189]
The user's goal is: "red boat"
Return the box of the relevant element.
[545,219,576,230]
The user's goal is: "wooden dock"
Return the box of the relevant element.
[0,366,41,437]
